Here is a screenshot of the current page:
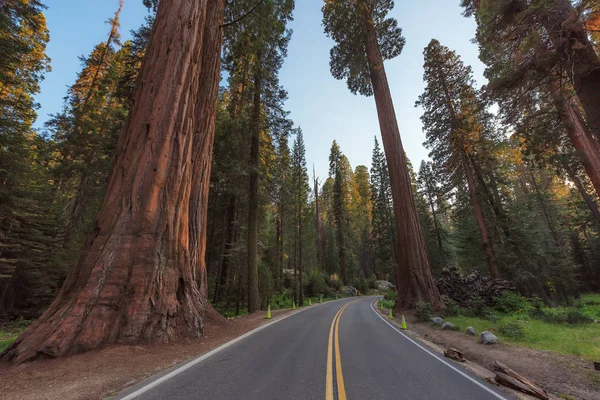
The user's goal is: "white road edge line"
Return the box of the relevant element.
[369,301,509,400]
[118,300,342,400]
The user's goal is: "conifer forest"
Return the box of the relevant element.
[1,3,600,391]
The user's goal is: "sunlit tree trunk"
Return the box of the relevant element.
[363,16,443,310]
[2,0,225,364]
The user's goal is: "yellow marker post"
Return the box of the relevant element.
[388,308,393,319]
[265,305,272,319]
[308,298,312,306]
[401,314,408,330]
[292,301,296,310]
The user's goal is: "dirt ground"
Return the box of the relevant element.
[385,309,600,400]
[0,309,293,400]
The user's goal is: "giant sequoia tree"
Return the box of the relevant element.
[322,0,443,308]
[3,0,225,363]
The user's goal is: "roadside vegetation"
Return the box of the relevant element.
[0,319,32,353]
[407,292,600,361]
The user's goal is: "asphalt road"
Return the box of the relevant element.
[115,297,512,400]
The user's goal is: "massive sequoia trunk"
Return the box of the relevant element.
[247,62,262,314]
[462,153,500,279]
[363,18,443,310]
[2,0,225,364]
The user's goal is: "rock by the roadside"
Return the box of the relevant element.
[441,322,457,331]
[431,317,444,326]
[376,280,395,291]
[465,326,477,336]
[341,286,358,297]
[481,331,499,345]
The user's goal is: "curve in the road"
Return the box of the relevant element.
[113,297,513,400]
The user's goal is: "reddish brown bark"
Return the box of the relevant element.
[2,0,225,364]
[462,154,500,279]
[363,17,443,310]
[562,160,600,225]
[550,79,600,199]
[247,62,261,314]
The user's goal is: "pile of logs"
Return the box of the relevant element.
[436,266,514,307]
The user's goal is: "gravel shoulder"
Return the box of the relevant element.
[0,309,294,400]
[382,308,600,400]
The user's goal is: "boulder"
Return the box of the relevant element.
[341,286,358,297]
[376,280,395,291]
[481,331,499,344]
[431,317,444,326]
[441,322,457,331]
[465,326,477,336]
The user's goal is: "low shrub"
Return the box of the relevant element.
[415,301,433,322]
[532,306,594,325]
[443,298,461,317]
[493,291,531,314]
[305,269,327,297]
[380,299,395,310]
[465,297,496,320]
[367,275,377,290]
[384,289,397,301]
[328,274,342,291]
[498,321,526,338]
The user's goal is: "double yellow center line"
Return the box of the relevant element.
[326,301,356,400]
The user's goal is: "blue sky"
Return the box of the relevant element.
[36,0,486,182]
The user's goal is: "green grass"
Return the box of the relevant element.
[577,293,600,320]
[0,318,32,352]
[445,312,600,361]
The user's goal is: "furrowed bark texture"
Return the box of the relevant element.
[2,0,225,364]
[247,64,261,314]
[363,18,443,310]
[550,78,600,199]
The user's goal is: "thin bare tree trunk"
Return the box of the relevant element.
[363,16,443,310]
[462,153,500,278]
[2,0,225,364]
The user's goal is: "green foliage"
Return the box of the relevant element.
[322,0,405,96]
[493,291,532,314]
[0,317,32,352]
[498,321,526,339]
[533,307,594,325]
[328,274,342,291]
[379,299,395,310]
[305,269,327,297]
[356,273,368,294]
[383,289,397,301]
[415,301,433,322]
[446,314,600,361]
[442,298,461,317]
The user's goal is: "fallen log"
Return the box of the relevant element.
[444,348,466,362]
[493,361,548,400]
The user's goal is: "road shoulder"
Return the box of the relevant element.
[374,302,599,400]
[0,309,296,400]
